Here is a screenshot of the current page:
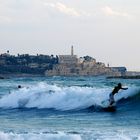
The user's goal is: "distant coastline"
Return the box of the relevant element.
[1,74,140,80]
[107,75,140,79]
[0,52,125,77]
[0,48,139,78]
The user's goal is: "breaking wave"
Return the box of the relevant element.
[0,130,140,140]
[0,131,81,140]
[0,82,139,111]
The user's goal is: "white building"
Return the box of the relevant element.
[58,46,78,64]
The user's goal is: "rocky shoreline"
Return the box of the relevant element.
[1,73,140,79]
[107,75,140,79]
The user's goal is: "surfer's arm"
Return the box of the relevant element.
[121,87,128,90]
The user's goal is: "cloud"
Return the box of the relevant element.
[43,2,90,17]
[102,6,130,18]
[0,0,92,25]
[56,2,81,17]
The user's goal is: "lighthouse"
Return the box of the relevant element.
[71,45,74,56]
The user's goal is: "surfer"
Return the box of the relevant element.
[18,85,22,89]
[109,83,128,106]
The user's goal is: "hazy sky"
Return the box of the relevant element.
[0,0,140,71]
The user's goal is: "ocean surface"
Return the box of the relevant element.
[0,76,140,140]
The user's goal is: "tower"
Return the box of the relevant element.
[71,45,74,56]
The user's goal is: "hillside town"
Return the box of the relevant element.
[0,46,127,77]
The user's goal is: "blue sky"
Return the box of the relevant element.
[0,0,140,71]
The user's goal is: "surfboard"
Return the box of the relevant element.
[103,106,116,112]
[101,100,116,112]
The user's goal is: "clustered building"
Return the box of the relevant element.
[0,47,127,76]
[45,46,125,76]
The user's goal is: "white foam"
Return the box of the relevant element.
[0,131,81,140]
[0,82,139,110]
[83,129,140,140]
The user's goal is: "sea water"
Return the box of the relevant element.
[0,76,140,140]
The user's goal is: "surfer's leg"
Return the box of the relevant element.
[110,101,115,106]
[109,93,115,106]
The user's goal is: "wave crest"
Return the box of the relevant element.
[0,82,139,110]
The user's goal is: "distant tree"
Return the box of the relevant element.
[83,55,94,61]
